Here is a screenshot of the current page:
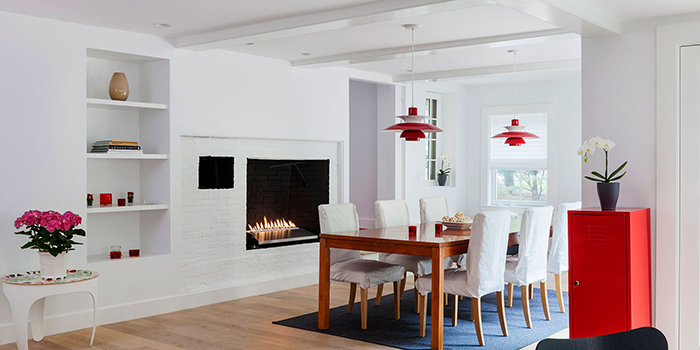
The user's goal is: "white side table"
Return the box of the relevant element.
[2,270,99,350]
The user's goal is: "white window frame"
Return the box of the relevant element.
[480,103,556,208]
[424,93,441,181]
[421,91,454,186]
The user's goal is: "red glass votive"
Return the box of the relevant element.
[408,225,417,235]
[435,223,443,237]
[129,249,140,257]
[118,198,126,206]
[100,193,112,206]
[110,251,122,259]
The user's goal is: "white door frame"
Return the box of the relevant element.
[657,22,700,350]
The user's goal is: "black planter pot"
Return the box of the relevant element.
[597,182,620,210]
[437,174,447,186]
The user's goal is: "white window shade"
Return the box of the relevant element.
[490,113,547,169]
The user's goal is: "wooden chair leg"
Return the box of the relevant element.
[375,283,384,306]
[529,283,534,300]
[521,285,532,328]
[471,298,475,321]
[361,288,368,330]
[348,283,357,313]
[472,297,485,346]
[496,291,508,337]
[419,294,428,337]
[399,272,407,300]
[507,283,514,307]
[540,281,551,320]
[555,274,566,313]
[414,274,421,314]
[393,281,400,320]
[445,293,449,305]
[451,294,458,326]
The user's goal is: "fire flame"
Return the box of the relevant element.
[247,216,297,232]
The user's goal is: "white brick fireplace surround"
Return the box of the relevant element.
[180,136,341,293]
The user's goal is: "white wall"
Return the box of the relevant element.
[0,10,390,344]
[403,75,582,223]
[349,80,378,225]
[581,30,656,210]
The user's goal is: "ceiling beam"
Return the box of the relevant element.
[176,0,494,51]
[392,58,580,82]
[492,0,620,37]
[292,28,572,68]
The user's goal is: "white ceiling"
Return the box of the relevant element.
[0,0,698,82]
[583,0,700,22]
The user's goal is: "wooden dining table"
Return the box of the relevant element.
[318,222,520,350]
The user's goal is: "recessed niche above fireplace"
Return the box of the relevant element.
[199,156,234,189]
[246,159,330,250]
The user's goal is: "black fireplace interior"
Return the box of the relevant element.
[246,159,330,249]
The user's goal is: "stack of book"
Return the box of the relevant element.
[90,140,143,154]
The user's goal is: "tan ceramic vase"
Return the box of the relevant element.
[109,72,129,101]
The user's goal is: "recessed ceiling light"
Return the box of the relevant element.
[297,52,311,56]
[402,69,413,73]
[245,42,255,46]
[153,23,171,28]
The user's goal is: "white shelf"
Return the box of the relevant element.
[86,98,167,111]
[87,251,165,264]
[86,204,168,214]
[87,153,168,160]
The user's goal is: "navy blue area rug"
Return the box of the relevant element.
[273,286,568,349]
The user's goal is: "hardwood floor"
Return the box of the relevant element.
[0,272,568,350]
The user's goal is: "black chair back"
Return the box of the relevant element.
[536,327,667,350]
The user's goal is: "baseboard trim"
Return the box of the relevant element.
[0,271,319,345]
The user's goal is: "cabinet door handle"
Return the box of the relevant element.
[574,281,580,286]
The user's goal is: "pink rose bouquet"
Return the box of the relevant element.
[14,210,86,257]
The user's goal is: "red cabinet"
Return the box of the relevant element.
[568,208,651,339]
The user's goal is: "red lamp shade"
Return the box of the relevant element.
[491,119,538,146]
[384,107,443,141]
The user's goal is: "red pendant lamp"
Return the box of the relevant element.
[491,50,538,146]
[383,24,442,141]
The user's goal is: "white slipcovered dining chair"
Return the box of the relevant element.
[504,205,555,328]
[319,203,405,329]
[375,199,437,313]
[547,201,581,313]
[419,196,464,267]
[416,210,512,346]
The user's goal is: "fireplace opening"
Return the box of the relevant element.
[246,159,329,250]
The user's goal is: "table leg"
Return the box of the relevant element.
[29,298,45,341]
[431,247,445,350]
[9,300,31,350]
[89,291,98,346]
[318,238,330,329]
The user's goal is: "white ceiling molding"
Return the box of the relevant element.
[176,0,494,51]
[392,58,581,82]
[292,28,572,68]
[492,0,621,37]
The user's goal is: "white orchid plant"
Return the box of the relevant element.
[577,137,628,183]
[438,156,452,176]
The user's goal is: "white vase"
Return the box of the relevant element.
[38,251,67,280]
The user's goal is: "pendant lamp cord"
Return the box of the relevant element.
[513,51,517,120]
[411,27,415,107]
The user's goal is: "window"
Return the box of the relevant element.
[482,106,553,206]
[424,95,439,180]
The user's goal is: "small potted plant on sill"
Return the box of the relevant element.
[437,156,452,186]
[578,137,628,210]
[14,210,86,280]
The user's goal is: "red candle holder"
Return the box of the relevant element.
[100,193,112,207]
[118,198,126,206]
[110,245,121,259]
[435,223,443,237]
[408,225,417,235]
[129,249,140,257]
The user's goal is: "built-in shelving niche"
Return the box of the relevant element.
[85,48,170,263]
